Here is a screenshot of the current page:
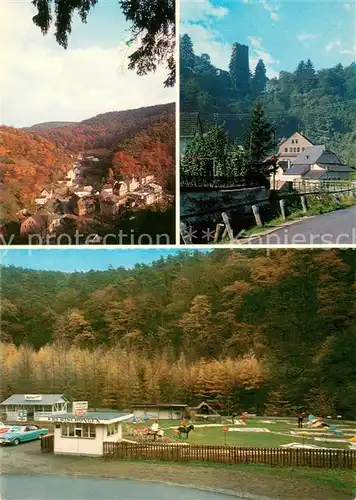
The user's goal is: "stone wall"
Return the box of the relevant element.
[181,186,270,221]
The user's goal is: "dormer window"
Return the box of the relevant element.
[305,155,309,160]
[296,139,298,144]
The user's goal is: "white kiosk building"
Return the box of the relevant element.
[44,406,134,456]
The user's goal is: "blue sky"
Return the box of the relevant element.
[0,249,210,273]
[2,1,174,127]
[181,0,356,78]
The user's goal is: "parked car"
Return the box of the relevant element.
[0,422,11,434]
[0,425,49,446]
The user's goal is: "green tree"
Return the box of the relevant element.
[243,101,276,185]
[251,59,267,96]
[180,34,195,76]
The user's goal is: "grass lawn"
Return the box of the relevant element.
[114,458,355,493]
[124,417,356,450]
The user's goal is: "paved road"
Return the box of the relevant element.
[246,207,356,245]
[1,475,237,500]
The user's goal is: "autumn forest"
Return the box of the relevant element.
[0,103,175,225]
[1,249,355,418]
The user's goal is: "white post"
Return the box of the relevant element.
[252,205,263,226]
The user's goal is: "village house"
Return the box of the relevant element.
[277,132,314,165]
[131,186,157,205]
[131,404,187,420]
[283,145,353,182]
[141,175,155,185]
[35,188,52,206]
[20,210,56,238]
[65,168,76,188]
[41,411,134,456]
[0,394,69,421]
[180,112,204,155]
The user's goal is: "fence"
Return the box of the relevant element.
[103,442,356,469]
[292,180,356,194]
[41,433,54,453]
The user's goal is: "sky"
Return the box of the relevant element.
[181,0,356,78]
[1,1,174,128]
[0,249,210,272]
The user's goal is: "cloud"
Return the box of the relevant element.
[182,24,232,70]
[326,40,342,51]
[248,36,263,49]
[340,45,356,55]
[248,37,280,78]
[261,1,280,21]
[297,33,320,42]
[325,39,356,57]
[1,1,174,127]
[180,0,229,24]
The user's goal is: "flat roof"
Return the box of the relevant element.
[41,412,134,425]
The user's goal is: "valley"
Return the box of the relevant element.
[0,103,176,245]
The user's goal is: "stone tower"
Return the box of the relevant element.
[229,43,250,96]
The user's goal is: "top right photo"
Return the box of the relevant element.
[180,0,356,245]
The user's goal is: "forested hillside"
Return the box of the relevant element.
[1,249,355,417]
[0,127,71,223]
[37,103,175,152]
[22,122,76,132]
[112,118,175,191]
[181,35,356,167]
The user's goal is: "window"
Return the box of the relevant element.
[296,139,298,144]
[61,423,96,438]
[291,139,294,144]
[284,148,288,152]
[294,148,296,152]
[302,147,305,151]
[107,423,118,436]
[290,148,293,152]
[297,148,300,152]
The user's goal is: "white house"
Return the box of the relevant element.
[43,411,133,456]
[65,168,76,187]
[277,132,314,163]
[131,404,187,420]
[283,146,353,182]
[35,189,52,206]
[0,394,69,421]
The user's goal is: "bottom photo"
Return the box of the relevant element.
[0,248,355,500]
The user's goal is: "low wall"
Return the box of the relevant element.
[180,187,270,220]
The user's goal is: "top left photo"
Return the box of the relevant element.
[1,0,176,246]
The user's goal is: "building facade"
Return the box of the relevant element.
[278,132,314,165]
[131,404,187,420]
[1,394,69,421]
[42,412,133,456]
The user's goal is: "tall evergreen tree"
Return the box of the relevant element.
[180,34,196,76]
[251,59,267,96]
[243,102,276,185]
